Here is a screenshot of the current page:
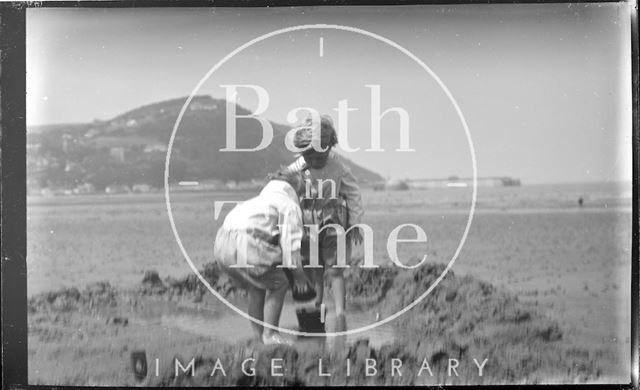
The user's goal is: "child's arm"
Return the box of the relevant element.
[279,206,314,296]
[338,162,364,244]
[339,164,364,226]
[288,250,312,290]
[286,155,307,173]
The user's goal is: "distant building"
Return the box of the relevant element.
[132,183,152,193]
[105,184,131,194]
[189,100,218,111]
[143,144,167,153]
[73,183,96,195]
[91,136,166,163]
[84,128,101,138]
[62,133,74,153]
[374,179,409,191]
[407,176,521,189]
[40,188,54,197]
[374,176,522,190]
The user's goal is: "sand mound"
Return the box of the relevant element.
[137,264,244,301]
[29,281,119,313]
[343,267,398,309]
[149,262,600,385]
[27,263,243,314]
[379,262,597,382]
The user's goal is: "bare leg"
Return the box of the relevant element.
[326,268,347,353]
[304,267,324,307]
[330,272,346,317]
[247,285,265,342]
[262,283,288,338]
[327,268,346,317]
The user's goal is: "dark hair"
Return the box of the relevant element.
[265,169,304,194]
[293,115,338,151]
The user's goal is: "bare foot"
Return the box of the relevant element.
[262,332,294,346]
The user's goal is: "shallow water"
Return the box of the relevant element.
[157,299,396,349]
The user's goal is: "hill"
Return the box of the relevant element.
[27,95,383,192]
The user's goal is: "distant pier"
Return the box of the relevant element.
[373,176,521,190]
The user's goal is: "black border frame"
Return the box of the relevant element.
[1,1,638,389]
[1,4,27,390]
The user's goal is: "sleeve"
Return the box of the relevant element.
[278,200,304,265]
[339,163,364,226]
[286,156,307,173]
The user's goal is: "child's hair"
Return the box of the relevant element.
[293,114,338,151]
[266,169,304,195]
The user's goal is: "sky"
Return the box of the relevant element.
[26,4,633,184]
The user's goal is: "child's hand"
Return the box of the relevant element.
[292,271,310,292]
[293,279,310,295]
[347,228,364,245]
[291,269,316,302]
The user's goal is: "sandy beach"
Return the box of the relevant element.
[26,182,632,385]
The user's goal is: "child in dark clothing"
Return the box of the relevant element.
[287,115,364,332]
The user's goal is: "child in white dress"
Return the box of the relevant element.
[213,170,313,345]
